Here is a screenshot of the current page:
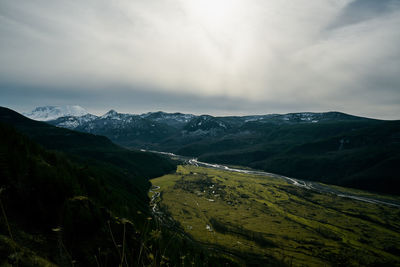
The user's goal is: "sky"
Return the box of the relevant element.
[0,0,399,119]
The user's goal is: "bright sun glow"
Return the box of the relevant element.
[183,0,243,30]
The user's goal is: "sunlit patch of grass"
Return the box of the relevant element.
[151,165,400,266]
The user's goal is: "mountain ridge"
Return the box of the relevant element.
[21,105,400,195]
[25,105,378,126]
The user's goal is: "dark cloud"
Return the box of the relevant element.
[328,0,400,29]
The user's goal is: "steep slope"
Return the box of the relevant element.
[0,121,155,265]
[0,107,175,181]
[0,108,235,266]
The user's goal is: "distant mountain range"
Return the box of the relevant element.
[23,105,400,195]
[25,105,372,147]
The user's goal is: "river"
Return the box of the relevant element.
[147,150,400,208]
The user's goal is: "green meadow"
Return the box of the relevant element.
[151,165,400,266]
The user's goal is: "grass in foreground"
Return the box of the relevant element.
[151,165,400,266]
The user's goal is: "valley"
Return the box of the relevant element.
[38,107,400,196]
[1,106,398,266]
[151,150,400,208]
[150,164,400,266]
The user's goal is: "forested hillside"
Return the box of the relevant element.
[0,107,235,266]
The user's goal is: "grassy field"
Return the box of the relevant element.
[150,165,400,266]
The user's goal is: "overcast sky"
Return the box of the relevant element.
[1,0,399,119]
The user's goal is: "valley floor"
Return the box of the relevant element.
[150,165,400,266]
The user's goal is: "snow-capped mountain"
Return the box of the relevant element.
[48,109,178,147]
[50,110,198,131]
[23,105,88,121]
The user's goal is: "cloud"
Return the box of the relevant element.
[328,0,400,29]
[0,0,399,119]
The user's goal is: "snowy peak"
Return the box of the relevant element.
[24,105,88,121]
[101,109,119,118]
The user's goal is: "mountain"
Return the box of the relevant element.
[50,110,180,148]
[140,111,195,128]
[50,110,196,131]
[23,105,88,121]
[41,106,400,194]
[48,109,368,147]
